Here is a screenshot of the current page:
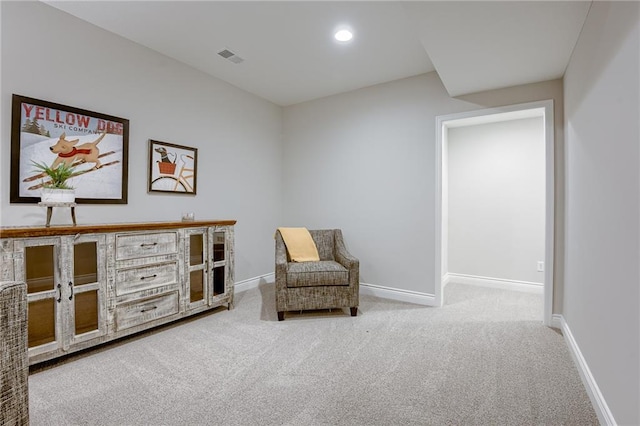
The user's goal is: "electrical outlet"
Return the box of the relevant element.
[537,261,544,272]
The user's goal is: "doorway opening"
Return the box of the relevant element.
[435,100,554,326]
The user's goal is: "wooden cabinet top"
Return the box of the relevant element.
[0,220,236,238]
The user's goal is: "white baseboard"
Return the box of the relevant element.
[235,273,274,293]
[241,274,436,306]
[550,314,563,329]
[448,273,543,294]
[555,314,616,426]
[442,273,451,288]
[360,282,437,306]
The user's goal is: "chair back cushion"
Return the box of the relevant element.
[309,229,336,261]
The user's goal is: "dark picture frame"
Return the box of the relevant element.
[148,140,197,195]
[10,94,129,204]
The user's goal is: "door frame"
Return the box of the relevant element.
[434,99,555,326]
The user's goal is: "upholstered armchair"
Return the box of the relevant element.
[0,281,29,425]
[275,229,359,321]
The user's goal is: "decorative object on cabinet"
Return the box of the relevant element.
[10,94,129,204]
[38,202,78,227]
[275,228,359,321]
[31,160,77,200]
[31,160,78,226]
[30,160,76,189]
[148,140,198,194]
[0,281,29,425]
[0,220,235,365]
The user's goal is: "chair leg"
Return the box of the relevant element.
[277,311,285,321]
[350,307,358,317]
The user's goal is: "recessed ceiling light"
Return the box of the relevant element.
[334,29,353,42]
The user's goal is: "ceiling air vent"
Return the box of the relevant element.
[217,49,244,64]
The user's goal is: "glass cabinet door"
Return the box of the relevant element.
[22,238,62,355]
[68,234,106,346]
[186,229,208,310]
[210,230,227,298]
[20,235,106,358]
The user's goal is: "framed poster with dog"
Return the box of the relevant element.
[148,140,197,195]
[10,94,129,204]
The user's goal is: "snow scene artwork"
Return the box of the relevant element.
[11,95,129,204]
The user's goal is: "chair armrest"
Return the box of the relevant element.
[334,230,359,270]
[275,231,289,289]
[334,230,360,296]
[275,236,288,267]
[336,249,359,270]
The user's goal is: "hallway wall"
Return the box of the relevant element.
[448,117,545,284]
[563,2,640,424]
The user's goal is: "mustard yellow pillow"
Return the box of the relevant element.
[277,227,320,262]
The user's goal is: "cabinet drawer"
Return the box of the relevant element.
[116,291,179,331]
[115,262,178,296]
[115,232,177,260]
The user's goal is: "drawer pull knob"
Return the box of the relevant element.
[140,242,158,248]
[141,306,158,313]
[57,283,62,303]
[69,281,74,300]
[140,274,158,280]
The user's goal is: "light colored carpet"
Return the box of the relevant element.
[29,282,598,425]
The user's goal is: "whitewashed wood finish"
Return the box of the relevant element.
[115,232,178,260]
[0,222,235,365]
[67,234,108,348]
[115,261,179,296]
[115,291,180,331]
[13,237,66,360]
[224,226,235,308]
[0,240,14,281]
[12,235,109,360]
[105,233,117,336]
[113,231,181,335]
[184,228,209,311]
[116,253,178,270]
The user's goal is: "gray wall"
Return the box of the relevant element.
[7,1,637,423]
[0,1,284,283]
[0,3,565,309]
[283,73,563,302]
[3,2,636,422]
[563,2,639,425]
[448,117,545,284]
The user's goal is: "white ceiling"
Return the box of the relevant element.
[444,108,544,129]
[404,1,592,97]
[43,1,591,106]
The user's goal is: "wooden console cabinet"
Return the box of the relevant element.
[0,220,235,365]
